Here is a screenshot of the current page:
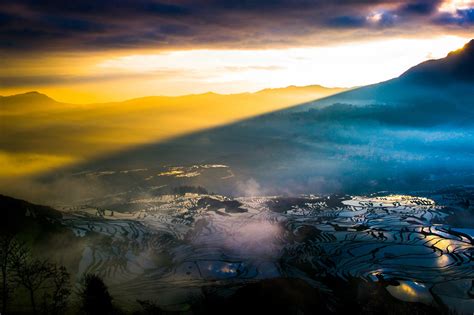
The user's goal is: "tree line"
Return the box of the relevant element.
[0,232,119,315]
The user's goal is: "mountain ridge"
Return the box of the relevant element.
[0,90,57,103]
[2,39,473,106]
[399,38,474,84]
[1,84,348,106]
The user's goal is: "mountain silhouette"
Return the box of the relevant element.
[0,91,59,113]
[2,91,54,102]
[401,39,474,84]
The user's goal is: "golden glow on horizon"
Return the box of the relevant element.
[1,36,470,103]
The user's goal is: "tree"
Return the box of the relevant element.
[0,233,71,314]
[136,299,163,315]
[12,257,54,315]
[0,233,27,315]
[78,274,114,315]
[42,265,71,315]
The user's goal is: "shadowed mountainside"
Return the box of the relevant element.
[401,39,474,84]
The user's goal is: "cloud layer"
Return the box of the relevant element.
[0,0,473,52]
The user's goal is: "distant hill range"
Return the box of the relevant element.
[0,85,345,112]
[0,84,345,181]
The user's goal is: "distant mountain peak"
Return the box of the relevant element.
[13,90,52,99]
[1,91,56,103]
[448,38,474,57]
[400,39,474,84]
[0,91,60,112]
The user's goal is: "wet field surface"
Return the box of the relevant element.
[59,188,474,313]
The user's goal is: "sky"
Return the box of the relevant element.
[1,0,474,103]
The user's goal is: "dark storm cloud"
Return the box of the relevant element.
[435,9,474,25]
[23,0,190,16]
[397,0,442,15]
[326,15,368,28]
[0,0,472,52]
[45,16,105,33]
[159,24,193,36]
